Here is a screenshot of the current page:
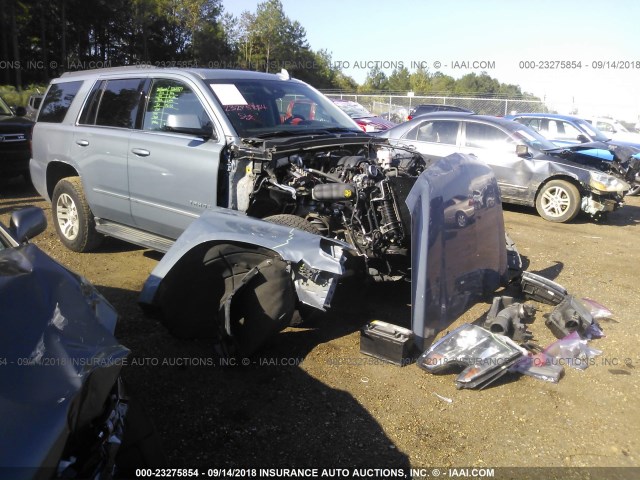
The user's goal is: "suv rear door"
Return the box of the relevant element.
[73,77,144,226]
[127,76,223,239]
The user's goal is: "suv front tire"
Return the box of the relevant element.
[52,177,103,252]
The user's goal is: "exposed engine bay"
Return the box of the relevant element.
[227,137,427,279]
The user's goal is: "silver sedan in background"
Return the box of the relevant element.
[377,112,633,223]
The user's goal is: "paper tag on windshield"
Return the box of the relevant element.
[210,84,248,105]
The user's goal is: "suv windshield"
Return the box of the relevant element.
[0,97,12,115]
[208,79,359,137]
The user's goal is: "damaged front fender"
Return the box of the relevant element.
[139,207,349,318]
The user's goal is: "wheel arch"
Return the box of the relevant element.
[144,239,298,354]
[138,210,350,311]
[534,173,584,203]
[46,161,80,199]
[149,239,283,309]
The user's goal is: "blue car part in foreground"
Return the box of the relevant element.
[0,208,136,478]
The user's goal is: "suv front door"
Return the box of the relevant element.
[127,77,224,239]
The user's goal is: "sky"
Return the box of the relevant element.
[222,0,640,122]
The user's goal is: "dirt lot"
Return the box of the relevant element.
[1,177,639,478]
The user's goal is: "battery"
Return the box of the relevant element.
[360,320,416,366]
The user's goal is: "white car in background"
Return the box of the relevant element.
[585,117,640,143]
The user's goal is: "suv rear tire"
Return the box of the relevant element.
[535,179,581,223]
[52,177,103,252]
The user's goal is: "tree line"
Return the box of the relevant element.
[358,66,539,99]
[0,0,540,101]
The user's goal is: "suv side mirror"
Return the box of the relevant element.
[164,114,215,140]
[10,207,47,243]
[577,134,589,143]
[516,144,529,157]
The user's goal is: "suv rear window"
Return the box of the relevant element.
[78,78,144,128]
[95,79,144,128]
[38,81,83,123]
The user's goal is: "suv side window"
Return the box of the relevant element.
[38,81,83,123]
[143,79,212,133]
[79,80,105,125]
[464,122,511,149]
[93,79,144,128]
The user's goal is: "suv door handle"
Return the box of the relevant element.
[131,148,150,157]
[76,140,89,147]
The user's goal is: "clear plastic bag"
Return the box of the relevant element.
[542,331,602,370]
[580,297,613,320]
[510,352,564,383]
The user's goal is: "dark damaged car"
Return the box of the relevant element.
[378,112,637,222]
[505,112,640,196]
[0,207,132,477]
[0,95,33,180]
[31,68,515,355]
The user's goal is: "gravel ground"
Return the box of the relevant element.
[1,177,638,478]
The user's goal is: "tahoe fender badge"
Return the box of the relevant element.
[189,200,212,209]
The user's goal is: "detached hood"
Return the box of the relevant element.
[0,244,127,473]
[407,153,508,349]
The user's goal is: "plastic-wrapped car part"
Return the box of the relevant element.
[546,294,595,339]
[510,352,564,383]
[542,331,602,370]
[584,322,606,339]
[483,296,536,342]
[519,271,567,305]
[417,324,526,390]
[580,297,613,320]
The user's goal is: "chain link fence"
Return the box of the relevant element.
[323,93,550,122]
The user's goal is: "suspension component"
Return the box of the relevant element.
[374,180,404,243]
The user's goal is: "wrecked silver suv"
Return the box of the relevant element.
[31,68,512,354]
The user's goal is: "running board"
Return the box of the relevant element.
[95,219,175,253]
